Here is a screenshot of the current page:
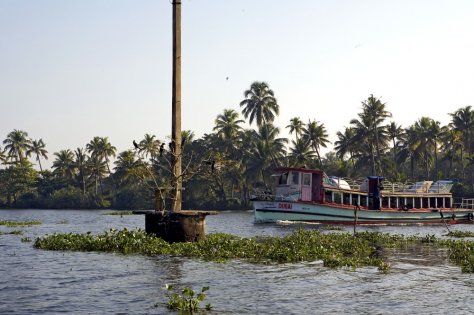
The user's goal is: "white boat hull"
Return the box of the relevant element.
[253,201,474,224]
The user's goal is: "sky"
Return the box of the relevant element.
[1,0,474,170]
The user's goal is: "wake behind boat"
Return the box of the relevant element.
[252,167,474,225]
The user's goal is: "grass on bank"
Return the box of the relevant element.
[0,220,42,227]
[33,228,474,274]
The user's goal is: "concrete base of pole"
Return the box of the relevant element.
[134,210,216,243]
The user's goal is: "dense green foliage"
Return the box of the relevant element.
[33,228,474,273]
[2,87,474,209]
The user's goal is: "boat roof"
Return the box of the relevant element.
[273,167,324,174]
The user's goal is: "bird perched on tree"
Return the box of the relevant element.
[181,135,186,148]
[205,160,216,173]
[133,140,139,149]
[159,143,165,157]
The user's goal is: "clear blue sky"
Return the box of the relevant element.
[1,0,474,169]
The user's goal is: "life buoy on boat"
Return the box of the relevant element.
[468,213,474,221]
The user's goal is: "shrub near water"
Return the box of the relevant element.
[33,228,474,273]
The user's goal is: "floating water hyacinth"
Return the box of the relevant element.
[33,228,474,273]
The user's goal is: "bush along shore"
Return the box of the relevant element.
[33,228,474,273]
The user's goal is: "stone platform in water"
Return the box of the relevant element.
[133,210,217,243]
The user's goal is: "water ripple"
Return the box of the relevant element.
[0,209,473,314]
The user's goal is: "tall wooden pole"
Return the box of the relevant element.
[171,0,182,211]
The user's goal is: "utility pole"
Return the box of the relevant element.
[171,0,182,212]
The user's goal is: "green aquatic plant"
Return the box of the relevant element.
[0,230,23,235]
[161,284,212,314]
[21,237,32,242]
[445,230,474,238]
[33,228,474,273]
[0,220,42,227]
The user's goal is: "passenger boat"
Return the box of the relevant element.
[252,167,474,224]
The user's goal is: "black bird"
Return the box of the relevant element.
[133,140,139,149]
[205,160,216,173]
[168,141,175,152]
[159,143,165,157]
[181,135,186,148]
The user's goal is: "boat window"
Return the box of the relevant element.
[290,172,300,185]
[343,193,351,205]
[279,173,288,185]
[414,198,421,209]
[325,190,332,202]
[303,173,311,186]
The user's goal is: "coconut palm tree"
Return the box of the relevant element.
[240,81,280,166]
[139,134,160,161]
[0,146,7,165]
[52,149,76,180]
[75,148,88,195]
[240,81,279,128]
[86,154,108,195]
[213,109,244,153]
[254,124,288,166]
[288,138,315,167]
[114,150,144,187]
[360,95,392,175]
[26,139,48,172]
[286,117,304,141]
[302,120,330,167]
[3,129,31,162]
[449,106,474,155]
[86,137,117,176]
[387,122,405,165]
[440,129,463,178]
[334,127,357,165]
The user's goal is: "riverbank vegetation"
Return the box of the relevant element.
[33,228,474,273]
[2,84,474,210]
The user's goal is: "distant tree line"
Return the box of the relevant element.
[1,81,474,209]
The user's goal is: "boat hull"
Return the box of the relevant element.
[253,201,474,224]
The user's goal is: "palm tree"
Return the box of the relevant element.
[75,148,88,195]
[26,139,48,172]
[240,81,280,166]
[361,94,392,175]
[440,129,463,178]
[86,137,117,176]
[286,117,304,141]
[302,120,330,167]
[254,124,288,166]
[114,150,144,187]
[213,109,244,153]
[139,134,160,161]
[52,149,76,180]
[350,96,391,175]
[334,127,357,166]
[449,106,474,155]
[240,81,279,128]
[288,138,315,167]
[3,129,31,162]
[387,122,405,165]
[0,146,7,165]
[86,154,108,195]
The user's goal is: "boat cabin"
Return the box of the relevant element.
[271,167,453,211]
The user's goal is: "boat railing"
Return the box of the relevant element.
[457,198,474,209]
[333,177,416,193]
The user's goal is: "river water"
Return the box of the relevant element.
[0,209,473,314]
